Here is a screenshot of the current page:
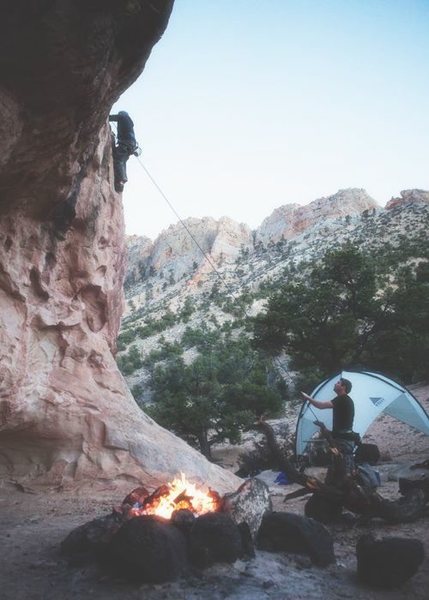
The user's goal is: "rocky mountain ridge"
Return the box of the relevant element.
[119,188,429,399]
[126,187,429,295]
[124,187,427,307]
[255,187,378,245]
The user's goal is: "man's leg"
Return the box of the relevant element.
[112,144,130,191]
[325,439,355,485]
[338,440,356,476]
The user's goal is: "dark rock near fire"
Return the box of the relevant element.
[171,508,196,536]
[356,533,425,588]
[189,512,243,569]
[222,477,271,538]
[106,515,188,583]
[256,512,335,567]
[61,512,124,565]
[304,493,343,524]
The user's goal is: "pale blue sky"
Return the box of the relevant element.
[113,0,429,239]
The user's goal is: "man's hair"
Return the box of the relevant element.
[340,378,352,394]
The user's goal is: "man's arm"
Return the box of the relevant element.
[301,391,333,410]
[109,114,119,122]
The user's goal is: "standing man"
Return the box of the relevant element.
[109,111,140,192]
[301,378,355,482]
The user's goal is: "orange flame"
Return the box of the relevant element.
[130,473,221,520]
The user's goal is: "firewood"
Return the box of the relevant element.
[255,418,429,523]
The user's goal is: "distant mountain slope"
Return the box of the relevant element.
[118,188,429,399]
[124,188,378,294]
[255,188,377,245]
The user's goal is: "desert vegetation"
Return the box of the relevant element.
[117,203,429,453]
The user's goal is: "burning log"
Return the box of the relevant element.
[173,489,194,506]
[120,474,222,520]
[122,486,149,506]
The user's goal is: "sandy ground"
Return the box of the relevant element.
[0,384,428,600]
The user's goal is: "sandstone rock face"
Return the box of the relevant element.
[0,1,239,494]
[255,188,378,245]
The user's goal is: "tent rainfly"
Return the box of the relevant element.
[295,370,429,456]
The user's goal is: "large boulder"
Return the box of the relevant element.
[188,512,243,568]
[61,512,124,565]
[256,512,335,567]
[222,477,272,538]
[356,534,425,588]
[106,515,188,583]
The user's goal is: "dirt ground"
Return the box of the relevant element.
[1,384,428,600]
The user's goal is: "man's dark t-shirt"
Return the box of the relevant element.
[331,394,354,436]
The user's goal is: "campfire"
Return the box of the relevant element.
[62,476,273,584]
[60,431,428,589]
[120,473,222,520]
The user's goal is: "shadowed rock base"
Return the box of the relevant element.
[256,512,335,567]
[106,515,188,583]
[356,534,425,588]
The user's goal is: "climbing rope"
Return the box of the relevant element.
[133,154,298,385]
[134,155,262,304]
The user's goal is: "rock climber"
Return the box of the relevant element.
[109,111,141,192]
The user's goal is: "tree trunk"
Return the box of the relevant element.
[198,431,212,461]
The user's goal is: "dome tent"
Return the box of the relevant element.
[295,370,429,456]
